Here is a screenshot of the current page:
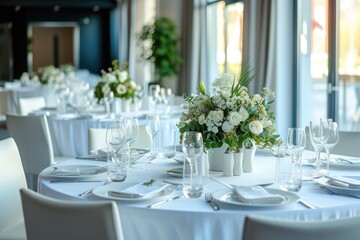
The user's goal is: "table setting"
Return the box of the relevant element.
[37,72,360,240]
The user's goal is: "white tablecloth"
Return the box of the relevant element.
[38,151,360,240]
[47,109,182,157]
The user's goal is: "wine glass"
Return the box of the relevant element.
[182,131,204,198]
[123,118,140,167]
[106,120,128,182]
[103,91,114,117]
[323,120,339,175]
[309,119,332,178]
[282,128,306,192]
[145,114,160,160]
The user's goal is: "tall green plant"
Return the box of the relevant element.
[138,17,182,86]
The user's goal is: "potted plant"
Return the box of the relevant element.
[138,17,182,86]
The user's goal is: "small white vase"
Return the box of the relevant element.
[223,152,234,176]
[112,98,122,114]
[121,99,131,112]
[243,145,257,172]
[207,145,228,172]
[233,150,243,176]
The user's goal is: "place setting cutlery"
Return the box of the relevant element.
[147,194,183,208]
[205,193,220,211]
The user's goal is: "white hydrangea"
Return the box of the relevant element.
[239,107,249,122]
[228,111,241,126]
[208,110,224,126]
[249,120,263,135]
[261,119,273,128]
[116,84,127,95]
[213,73,235,91]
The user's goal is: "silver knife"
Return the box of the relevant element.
[147,195,183,208]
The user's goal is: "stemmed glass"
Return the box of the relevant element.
[309,119,332,178]
[284,128,307,192]
[145,114,160,160]
[323,121,339,175]
[106,120,128,182]
[123,118,139,167]
[103,91,114,117]
[182,131,204,198]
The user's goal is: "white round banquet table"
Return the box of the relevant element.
[46,108,182,157]
[38,151,360,240]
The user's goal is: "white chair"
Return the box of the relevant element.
[331,131,360,157]
[0,90,10,127]
[6,114,70,190]
[88,125,152,153]
[242,215,360,240]
[0,138,27,240]
[20,188,123,240]
[18,97,45,116]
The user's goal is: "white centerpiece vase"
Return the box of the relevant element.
[207,144,228,172]
[121,99,131,112]
[243,144,257,172]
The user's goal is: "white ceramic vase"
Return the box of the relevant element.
[112,98,122,114]
[121,99,131,112]
[223,152,234,176]
[243,145,257,173]
[233,150,243,176]
[207,144,228,171]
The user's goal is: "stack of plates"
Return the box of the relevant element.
[316,176,360,197]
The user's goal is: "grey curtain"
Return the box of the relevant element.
[242,0,276,94]
[178,0,208,95]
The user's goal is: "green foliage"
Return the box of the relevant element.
[138,17,183,86]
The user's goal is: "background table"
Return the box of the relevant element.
[38,151,360,240]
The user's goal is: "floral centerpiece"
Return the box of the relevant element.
[178,65,280,153]
[94,60,140,104]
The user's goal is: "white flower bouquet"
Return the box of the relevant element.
[94,60,141,103]
[178,66,280,151]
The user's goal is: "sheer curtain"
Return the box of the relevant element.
[242,0,276,94]
[178,0,209,95]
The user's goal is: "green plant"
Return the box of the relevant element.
[138,17,182,86]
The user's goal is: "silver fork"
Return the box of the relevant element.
[78,181,109,197]
[205,193,220,211]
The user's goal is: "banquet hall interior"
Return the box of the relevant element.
[2,0,360,240]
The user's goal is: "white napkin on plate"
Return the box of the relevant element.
[233,186,286,204]
[51,166,106,176]
[325,176,360,189]
[108,182,170,198]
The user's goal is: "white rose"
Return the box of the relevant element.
[239,107,249,122]
[116,84,127,95]
[119,71,128,82]
[104,73,116,83]
[198,115,206,125]
[249,120,263,135]
[221,90,231,99]
[228,111,241,126]
[102,84,111,95]
[222,121,233,133]
[129,81,137,89]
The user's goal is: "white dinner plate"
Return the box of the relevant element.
[173,153,184,164]
[92,182,175,201]
[212,188,300,208]
[42,165,107,180]
[316,176,360,196]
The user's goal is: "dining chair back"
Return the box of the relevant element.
[6,114,71,189]
[331,131,360,157]
[0,138,27,240]
[0,90,10,127]
[20,188,124,240]
[242,215,360,240]
[19,96,45,115]
[88,125,152,153]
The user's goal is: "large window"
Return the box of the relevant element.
[207,0,244,78]
[298,0,360,131]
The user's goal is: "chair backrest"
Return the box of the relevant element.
[19,96,45,115]
[331,131,360,157]
[0,90,10,115]
[0,138,27,235]
[20,188,124,240]
[88,125,152,153]
[6,114,54,175]
[242,215,360,240]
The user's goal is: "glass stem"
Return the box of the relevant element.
[315,151,321,176]
[326,150,330,175]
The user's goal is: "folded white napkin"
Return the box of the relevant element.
[233,186,286,204]
[108,182,170,198]
[325,176,360,189]
[51,166,106,176]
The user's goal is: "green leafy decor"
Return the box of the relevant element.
[138,17,182,86]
